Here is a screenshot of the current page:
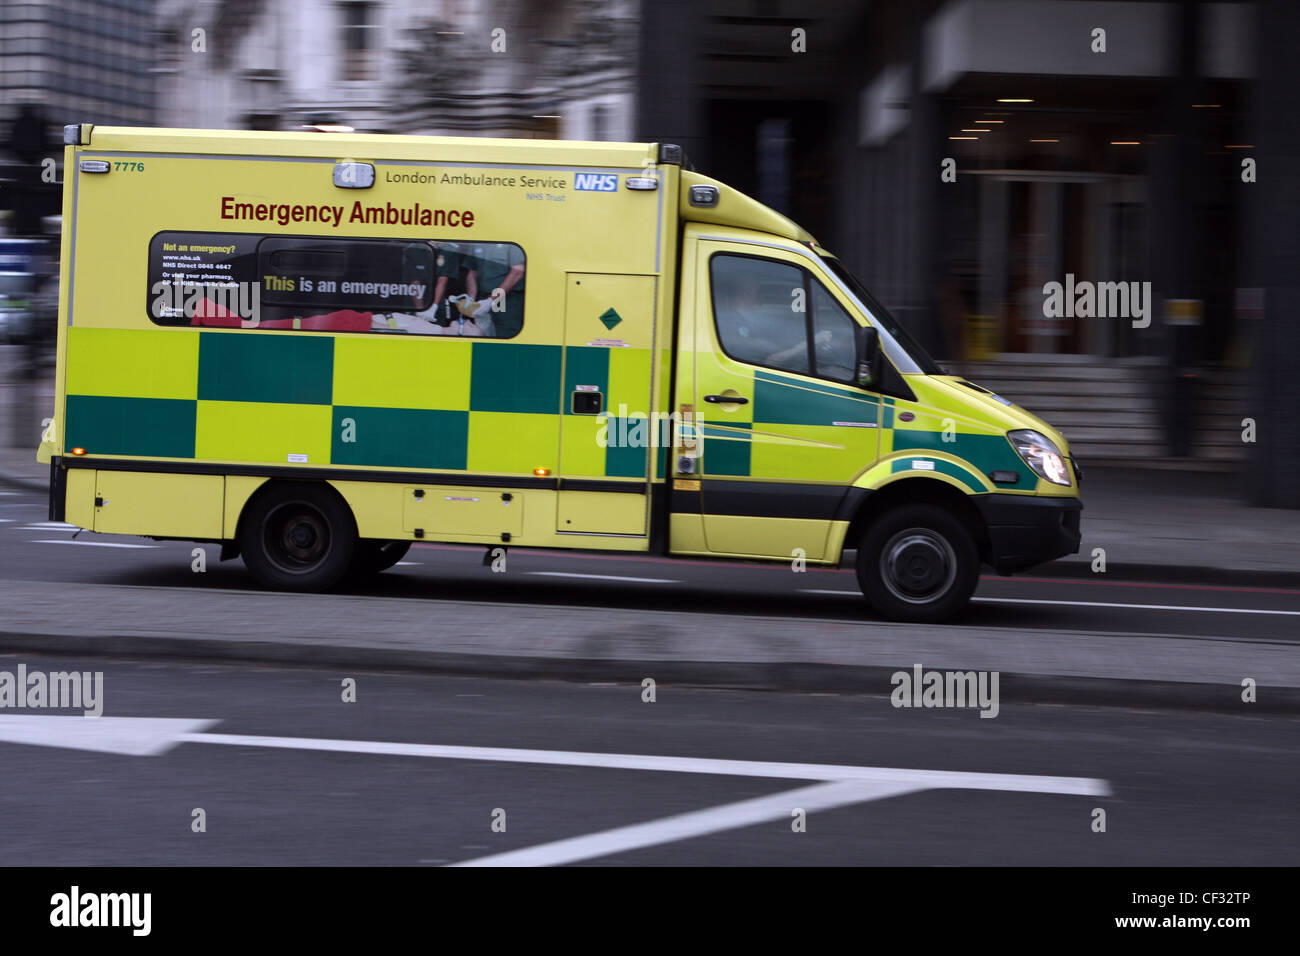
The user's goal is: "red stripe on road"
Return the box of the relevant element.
[986,574,1300,597]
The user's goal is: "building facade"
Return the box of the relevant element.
[633,0,1300,492]
[0,0,157,233]
[153,0,638,140]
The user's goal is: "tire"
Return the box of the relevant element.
[855,503,979,623]
[239,483,356,592]
[348,539,412,578]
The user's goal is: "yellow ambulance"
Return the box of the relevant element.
[39,125,1082,622]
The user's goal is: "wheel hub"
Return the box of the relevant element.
[265,504,330,572]
[880,529,957,604]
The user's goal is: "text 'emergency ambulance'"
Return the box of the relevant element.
[220,197,475,229]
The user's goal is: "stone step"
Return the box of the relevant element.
[1039,409,1159,428]
[1029,399,1159,415]
[1073,455,1238,472]
[1201,413,1250,429]
[1192,445,1247,459]
[1195,433,1252,447]
[1200,400,1248,415]
[969,379,1151,398]
[1056,427,1165,443]
[1070,441,1172,458]
[962,364,1150,382]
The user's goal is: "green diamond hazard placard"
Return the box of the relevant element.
[598,307,623,330]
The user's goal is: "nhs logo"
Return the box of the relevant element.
[574,173,618,192]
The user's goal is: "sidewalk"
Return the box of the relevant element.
[1050,466,1300,579]
[2,376,1297,581]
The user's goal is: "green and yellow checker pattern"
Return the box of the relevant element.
[558,343,657,480]
[62,326,657,479]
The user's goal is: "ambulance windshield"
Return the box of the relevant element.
[819,254,943,375]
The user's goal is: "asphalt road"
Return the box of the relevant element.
[0,653,1293,866]
[1,483,1297,867]
[0,487,1297,642]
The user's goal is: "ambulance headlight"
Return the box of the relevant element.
[1008,429,1071,486]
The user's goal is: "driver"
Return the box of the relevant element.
[715,272,809,370]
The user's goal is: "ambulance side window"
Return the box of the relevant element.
[710,253,859,385]
[711,254,809,376]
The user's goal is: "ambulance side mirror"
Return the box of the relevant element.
[856,325,882,390]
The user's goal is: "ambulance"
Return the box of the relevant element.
[39,125,1082,622]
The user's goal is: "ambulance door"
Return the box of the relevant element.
[556,273,657,536]
[688,234,880,559]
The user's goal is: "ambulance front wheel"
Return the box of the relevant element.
[856,504,979,623]
[239,483,357,592]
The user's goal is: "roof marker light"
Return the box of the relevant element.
[333,161,374,188]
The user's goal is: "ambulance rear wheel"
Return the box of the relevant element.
[856,504,978,623]
[349,539,412,578]
[240,483,356,592]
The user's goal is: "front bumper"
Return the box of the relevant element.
[975,494,1082,575]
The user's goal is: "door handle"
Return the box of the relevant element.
[703,393,749,405]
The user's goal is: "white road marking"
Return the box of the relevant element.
[0,716,1110,795]
[0,716,1110,866]
[453,779,922,867]
[799,589,1300,617]
[526,571,679,584]
[0,716,218,756]
[395,561,419,566]
[24,521,78,530]
[29,539,158,549]
[972,597,1300,617]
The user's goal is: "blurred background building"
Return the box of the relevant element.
[151,0,638,139]
[0,0,1296,504]
[0,0,155,233]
